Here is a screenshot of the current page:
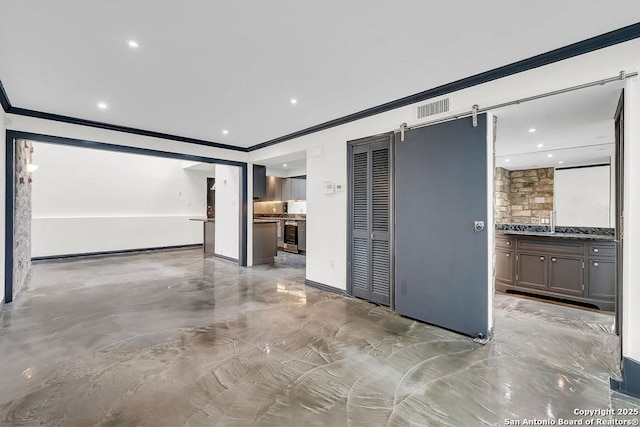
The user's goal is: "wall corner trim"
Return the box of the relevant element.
[610,357,640,398]
[0,79,11,112]
[304,279,349,297]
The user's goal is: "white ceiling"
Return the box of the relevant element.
[493,81,624,170]
[1,1,639,148]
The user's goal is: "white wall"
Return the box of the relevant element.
[554,165,611,227]
[623,76,640,363]
[214,164,240,260]
[1,108,6,305]
[31,142,209,256]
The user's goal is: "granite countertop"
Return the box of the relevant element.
[255,217,306,221]
[496,230,615,241]
[253,219,279,223]
[495,224,614,241]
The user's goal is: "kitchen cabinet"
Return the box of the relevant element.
[282,178,292,201]
[296,178,306,200]
[253,165,267,199]
[280,177,307,201]
[298,220,306,252]
[495,234,614,311]
[265,176,282,201]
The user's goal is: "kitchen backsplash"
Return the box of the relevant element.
[253,201,285,214]
[253,200,307,215]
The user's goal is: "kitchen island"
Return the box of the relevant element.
[189,218,215,255]
[253,220,278,265]
[495,228,615,311]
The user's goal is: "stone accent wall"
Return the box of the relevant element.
[13,139,33,295]
[494,167,511,224]
[494,167,554,224]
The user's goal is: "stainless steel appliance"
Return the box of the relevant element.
[284,220,298,253]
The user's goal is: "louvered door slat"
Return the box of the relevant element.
[349,137,391,307]
[353,152,368,231]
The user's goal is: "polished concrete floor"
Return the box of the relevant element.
[0,248,638,426]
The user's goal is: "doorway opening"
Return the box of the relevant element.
[4,131,248,304]
[490,81,624,333]
[251,151,307,272]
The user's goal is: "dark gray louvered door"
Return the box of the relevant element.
[349,135,392,306]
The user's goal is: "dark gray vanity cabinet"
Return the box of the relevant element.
[517,253,549,290]
[586,243,615,301]
[495,234,614,311]
[494,236,515,285]
[548,255,584,296]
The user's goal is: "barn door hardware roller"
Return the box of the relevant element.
[471,104,479,128]
[399,122,407,142]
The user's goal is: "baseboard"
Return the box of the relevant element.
[610,357,640,398]
[0,297,4,314]
[213,254,239,263]
[304,279,349,296]
[31,244,202,261]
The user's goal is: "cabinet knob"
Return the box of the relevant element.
[506,253,510,257]
[593,248,599,253]
[593,262,599,267]
[540,256,545,261]
[551,257,557,262]
[506,241,512,246]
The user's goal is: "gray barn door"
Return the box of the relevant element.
[395,115,490,338]
[349,134,392,306]
[614,90,624,352]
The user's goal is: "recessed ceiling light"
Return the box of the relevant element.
[222,129,229,135]
[290,98,298,105]
[128,40,139,48]
[529,128,537,133]
[537,143,544,148]
[547,154,553,158]
[283,163,287,168]
[504,159,510,163]
[97,102,108,110]
[558,161,564,164]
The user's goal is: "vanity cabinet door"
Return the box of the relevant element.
[517,253,548,289]
[588,259,615,300]
[548,256,584,296]
[495,249,515,284]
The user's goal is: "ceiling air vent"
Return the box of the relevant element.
[417,98,449,119]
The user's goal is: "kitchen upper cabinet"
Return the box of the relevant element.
[253,165,267,199]
[265,176,282,201]
[281,178,292,201]
[280,177,307,201]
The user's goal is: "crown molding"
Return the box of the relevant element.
[248,22,640,151]
[2,22,640,152]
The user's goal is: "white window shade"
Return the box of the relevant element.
[554,165,611,227]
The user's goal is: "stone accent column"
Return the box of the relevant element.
[13,139,33,295]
